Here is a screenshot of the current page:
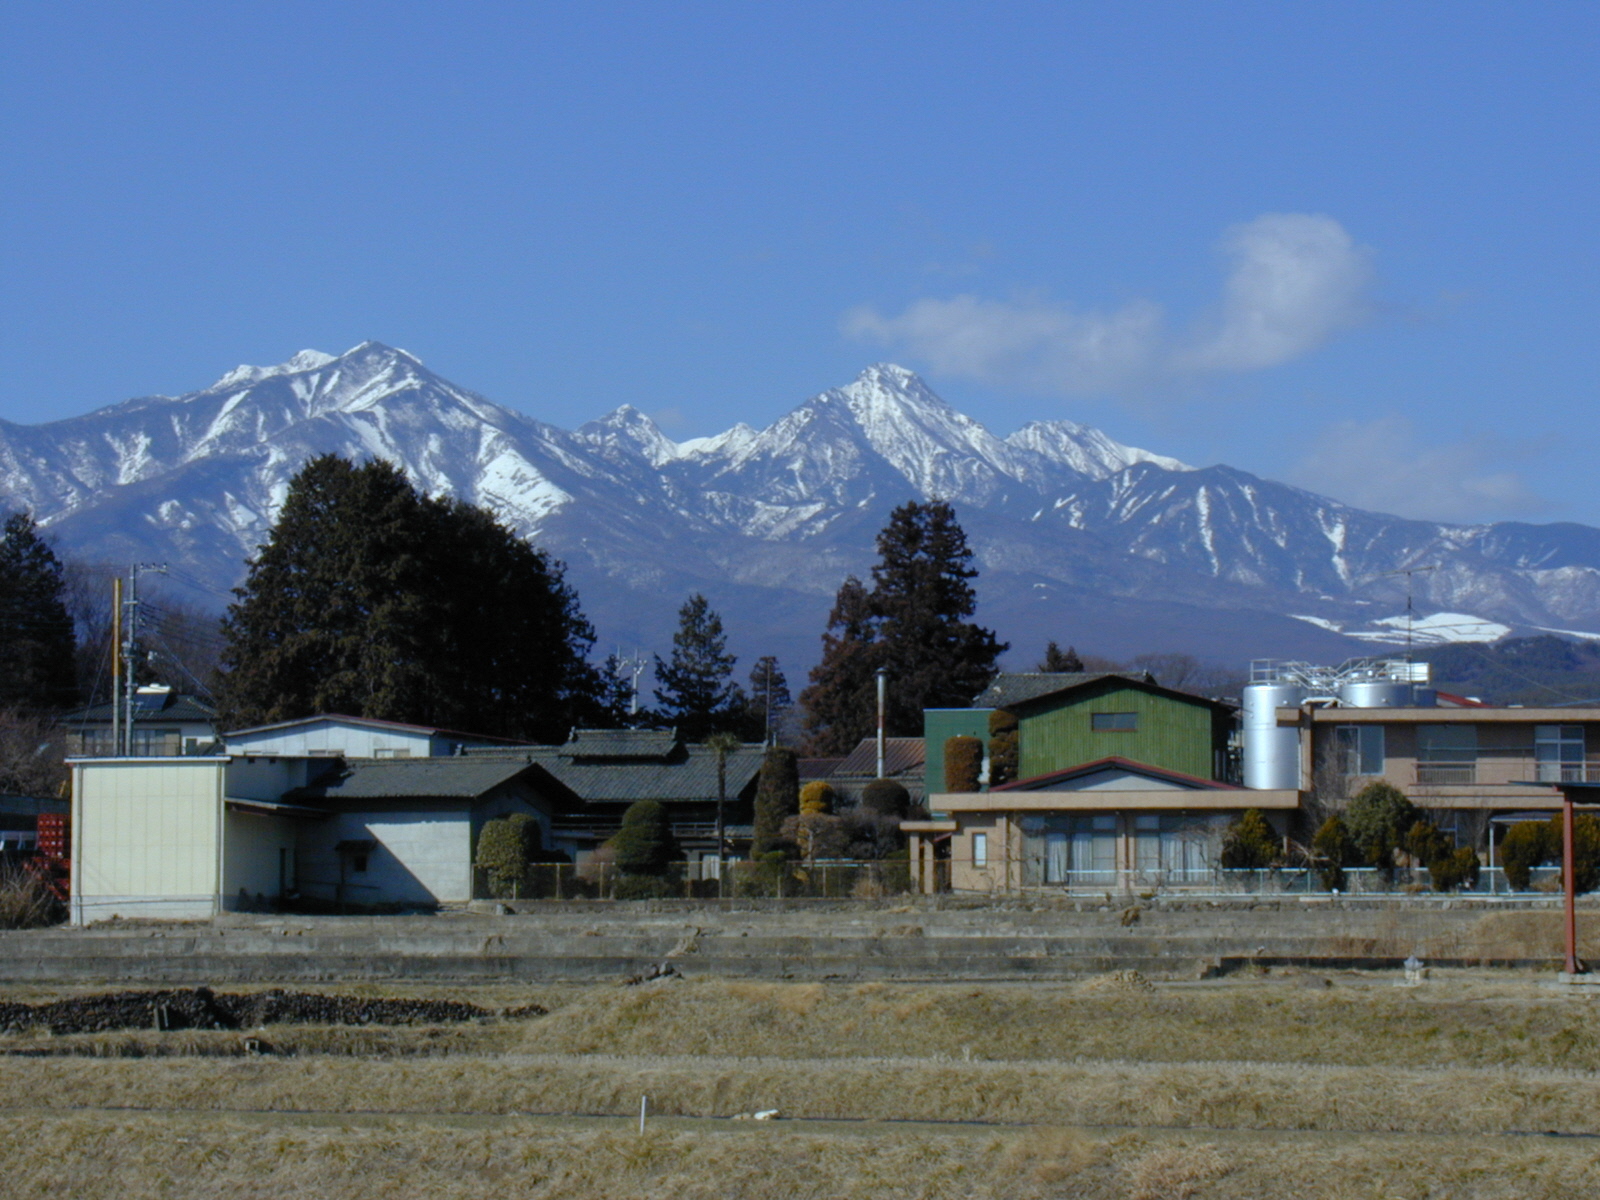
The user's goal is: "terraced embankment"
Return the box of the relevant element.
[1,897,1592,984]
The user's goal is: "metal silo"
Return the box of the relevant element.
[1243,663,1305,790]
[1337,679,1415,709]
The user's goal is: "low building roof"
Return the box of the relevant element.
[523,741,766,805]
[832,737,926,779]
[63,690,217,726]
[992,756,1243,793]
[289,758,536,802]
[223,713,522,744]
[973,672,1233,714]
[562,728,681,760]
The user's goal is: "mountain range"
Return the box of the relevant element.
[4,341,1598,680]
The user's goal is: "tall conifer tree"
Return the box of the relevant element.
[801,501,1005,753]
[652,593,741,741]
[0,512,79,711]
[217,455,600,739]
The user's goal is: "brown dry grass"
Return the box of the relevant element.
[2,1115,1599,1200]
[3,974,1600,1198]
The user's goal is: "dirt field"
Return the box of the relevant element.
[2,970,1598,1198]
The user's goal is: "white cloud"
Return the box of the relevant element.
[844,213,1374,396]
[1179,213,1373,371]
[1287,416,1548,524]
[842,294,1163,395]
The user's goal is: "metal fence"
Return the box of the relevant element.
[474,858,920,901]
[987,864,1566,897]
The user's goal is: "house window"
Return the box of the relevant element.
[1417,724,1477,785]
[1535,725,1585,783]
[1334,725,1385,777]
[972,831,988,868]
[1091,712,1137,732]
[351,853,368,873]
[373,747,411,759]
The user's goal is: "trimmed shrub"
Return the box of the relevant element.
[475,812,541,898]
[752,745,799,855]
[861,778,911,818]
[944,736,983,792]
[1501,820,1552,891]
[1430,846,1481,892]
[1404,820,1452,869]
[1219,809,1280,869]
[1550,813,1600,894]
[1345,781,1419,876]
[610,799,678,876]
[1311,816,1355,891]
[987,709,1018,736]
[799,780,836,815]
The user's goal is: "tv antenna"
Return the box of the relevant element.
[1374,563,1438,658]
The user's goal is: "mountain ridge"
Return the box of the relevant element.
[3,342,1596,673]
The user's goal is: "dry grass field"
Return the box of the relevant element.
[3,970,1599,1198]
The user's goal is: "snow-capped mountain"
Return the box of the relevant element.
[3,342,1598,670]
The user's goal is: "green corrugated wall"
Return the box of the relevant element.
[1016,684,1215,780]
[923,708,993,800]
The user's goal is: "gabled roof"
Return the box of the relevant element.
[289,758,536,801]
[63,691,217,726]
[222,713,522,744]
[992,756,1243,792]
[833,737,926,779]
[973,672,1234,714]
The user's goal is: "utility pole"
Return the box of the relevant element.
[763,658,774,746]
[110,577,122,757]
[121,563,167,755]
[875,667,888,779]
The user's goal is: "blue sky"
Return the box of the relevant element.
[2,2,1595,525]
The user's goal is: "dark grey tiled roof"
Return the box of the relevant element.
[563,728,681,760]
[972,672,1151,710]
[833,737,926,779]
[0,793,68,818]
[62,692,218,726]
[524,742,766,804]
[290,759,535,801]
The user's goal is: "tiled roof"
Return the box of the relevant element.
[833,737,926,779]
[290,759,536,801]
[563,728,681,760]
[221,713,522,743]
[523,741,767,805]
[62,692,218,726]
[798,757,845,781]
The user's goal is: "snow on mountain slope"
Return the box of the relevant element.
[4,343,1599,661]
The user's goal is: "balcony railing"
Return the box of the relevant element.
[1413,754,1600,788]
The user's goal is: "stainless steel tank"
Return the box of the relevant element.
[1243,681,1304,790]
[1338,680,1415,709]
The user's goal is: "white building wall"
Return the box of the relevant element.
[71,758,225,923]
[222,809,298,906]
[298,809,471,905]
[225,720,439,759]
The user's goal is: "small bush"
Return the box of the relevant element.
[1311,816,1355,891]
[1219,809,1280,869]
[1404,819,1452,868]
[613,874,677,901]
[1501,820,1552,891]
[0,862,63,929]
[987,709,1018,736]
[609,800,679,877]
[1345,781,1419,876]
[1430,846,1481,892]
[475,812,541,898]
[861,778,911,818]
[799,780,836,815]
[944,736,982,792]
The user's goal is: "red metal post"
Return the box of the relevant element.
[1564,791,1579,976]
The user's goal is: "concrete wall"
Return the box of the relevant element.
[298,807,472,905]
[71,758,226,923]
[222,809,297,906]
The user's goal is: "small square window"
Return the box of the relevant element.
[351,853,369,874]
[1091,712,1137,732]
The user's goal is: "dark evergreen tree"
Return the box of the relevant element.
[609,799,679,876]
[801,501,1005,753]
[216,455,601,740]
[652,593,741,741]
[0,512,79,711]
[751,744,799,855]
[799,575,882,755]
[740,655,792,743]
[1038,641,1084,673]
